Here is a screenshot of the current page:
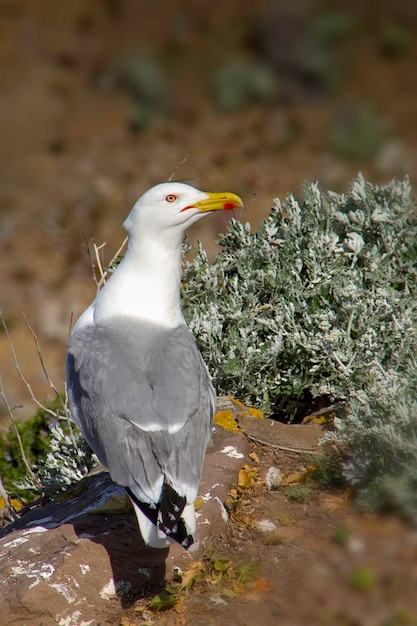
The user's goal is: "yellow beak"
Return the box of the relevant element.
[193,191,243,213]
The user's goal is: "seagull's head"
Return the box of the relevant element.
[124,182,243,236]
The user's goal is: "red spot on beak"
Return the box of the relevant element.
[223,202,236,210]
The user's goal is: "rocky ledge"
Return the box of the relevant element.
[0,409,250,626]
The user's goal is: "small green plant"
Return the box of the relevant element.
[331,525,350,547]
[329,103,386,160]
[101,55,168,131]
[312,11,355,44]
[147,589,179,612]
[212,58,278,112]
[349,567,376,592]
[285,485,314,503]
[0,406,51,497]
[379,23,411,59]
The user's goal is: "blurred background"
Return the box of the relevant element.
[1,0,416,419]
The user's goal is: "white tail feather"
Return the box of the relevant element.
[181,502,196,536]
[131,501,173,548]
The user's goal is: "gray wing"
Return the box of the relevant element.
[66,318,215,505]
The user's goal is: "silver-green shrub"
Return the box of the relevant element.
[182,174,417,519]
[183,174,417,413]
[17,422,98,498]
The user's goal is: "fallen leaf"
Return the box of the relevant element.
[283,465,317,485]
[230,512,255,528]
[194,497,204,511]
[148,590,179,612]
[238,469,253,489]
[213,558,232,573]
[228,487,239,500]
[179,562,203,590]
[249,451,260,464]
[238,464,259,489]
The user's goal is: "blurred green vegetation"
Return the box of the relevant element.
[329,103,386,160]
[212,58,278,113]
[0,408,51,498]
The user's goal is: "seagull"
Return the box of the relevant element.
[66,182,243,549]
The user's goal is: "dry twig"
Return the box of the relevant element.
[23,313,64,404]
[244,432,319,455]
[94,236,128,291]
[0,310,60,420]
[168,151,191,182]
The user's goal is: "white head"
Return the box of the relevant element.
[124,182,243,236]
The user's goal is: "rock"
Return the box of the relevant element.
[236,412,322,451]
[265,466,284,491]
[0,424,248,626]
[255,519,278,534]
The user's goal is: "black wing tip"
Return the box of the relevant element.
[126,483,195,549]
[157,519,194,549]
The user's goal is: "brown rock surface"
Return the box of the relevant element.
[0,425,248,626]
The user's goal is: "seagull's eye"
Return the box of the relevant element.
[165,194,177,203]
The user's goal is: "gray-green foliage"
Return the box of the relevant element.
[329,103,386,160]
[379,23,411,59]
[183,174,417,414]
[212,58,278,113]
[331,387,417,517]
[17,422,98,499]
[101,55,167,131]
[182,174,417,520]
